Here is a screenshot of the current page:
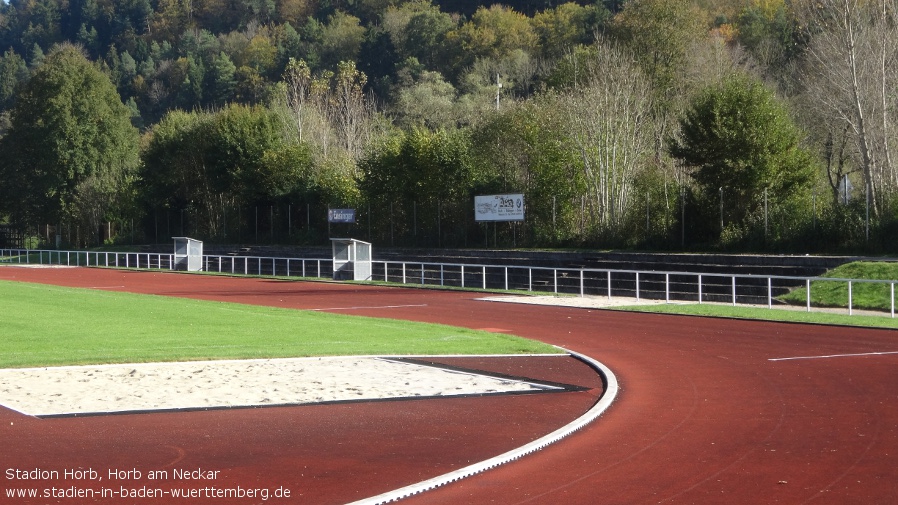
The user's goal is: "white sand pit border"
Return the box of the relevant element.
[0,356,568,418]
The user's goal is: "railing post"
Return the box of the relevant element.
[403,263,406,284]
[892,282,895,319]
[505,267,509,291]
[421,263,425,285]
[461,265,465,288]
[848,281,853,316]
[768,278,772,309]
[580,269,584,297]
[607,271,611,299]
[636,272,640,300]
[482,266,486,290]
[732,276,736,306]
[665,273,670,303]
[440,264,444,286]
[528,268,532,292]
[553,269,558,294]
[806,279,811,312]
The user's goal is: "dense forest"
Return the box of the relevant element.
[0,0,896,253]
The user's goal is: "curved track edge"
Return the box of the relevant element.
[346,349,619,505]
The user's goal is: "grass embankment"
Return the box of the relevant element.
[778,261,898,311]
[616,261,898,329]
[0,280,557,369]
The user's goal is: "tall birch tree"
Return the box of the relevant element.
[561,42,654,236]
[797,0,898,217]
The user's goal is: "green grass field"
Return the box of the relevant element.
[615,302,898,329]
[1,280,558,369]
[614,261,898,329]
[778,261,898,311]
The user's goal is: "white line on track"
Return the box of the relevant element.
[769,350,898,362]
[308,304,428,311]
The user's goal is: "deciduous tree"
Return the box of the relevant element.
[0,43,139,245]
[669,74,816,232]
[796,0,898,217]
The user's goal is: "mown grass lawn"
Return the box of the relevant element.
[0,280,558,368]
[778,261,898,311]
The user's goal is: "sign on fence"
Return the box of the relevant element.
[328,209,356,223]
[475,194,525,222]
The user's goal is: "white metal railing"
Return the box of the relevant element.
[1,248,895,318]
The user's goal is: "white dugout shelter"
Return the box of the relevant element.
[331,238,372,281]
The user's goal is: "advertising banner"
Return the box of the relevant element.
[328,209,356,223]
[474,194,524,222]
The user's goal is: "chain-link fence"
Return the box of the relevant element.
[9,183,898,253]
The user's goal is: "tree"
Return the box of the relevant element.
[0,48,28,111]
[332,60,372,161]
[359,126,475,245]
[279,58,376,163]
[402,4,455,70]
[0,43,139,246]
[562,42,656,237]
[532,2,609,59]
[796,0,898,218]
[141,104,315,238]
[735,0,804,78]
[239,32,277,77]
[360,126,475,204]
[445,5,538,79]
[611,0,709,194]
[612,0,705,100]
[276,0,315,26]
[392,68,458,129]
[470,97,583,245]
[669,74,816,234]
[151,0,189,41]
[317,11,365,70]
[283,57,312,142]
[206,51,237,106]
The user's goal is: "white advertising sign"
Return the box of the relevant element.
[475,194,525,222]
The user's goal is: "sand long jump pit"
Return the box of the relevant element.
[0,356,568,418]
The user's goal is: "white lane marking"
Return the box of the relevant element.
[309,304,428,311]
[769,351,898,362]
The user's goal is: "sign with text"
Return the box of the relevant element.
[328,209,356,223]
[475,194,524,222]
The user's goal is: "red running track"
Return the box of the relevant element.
[3,267,898,504]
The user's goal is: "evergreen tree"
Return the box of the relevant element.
[0,48,29,111]
[207,51,237,106]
